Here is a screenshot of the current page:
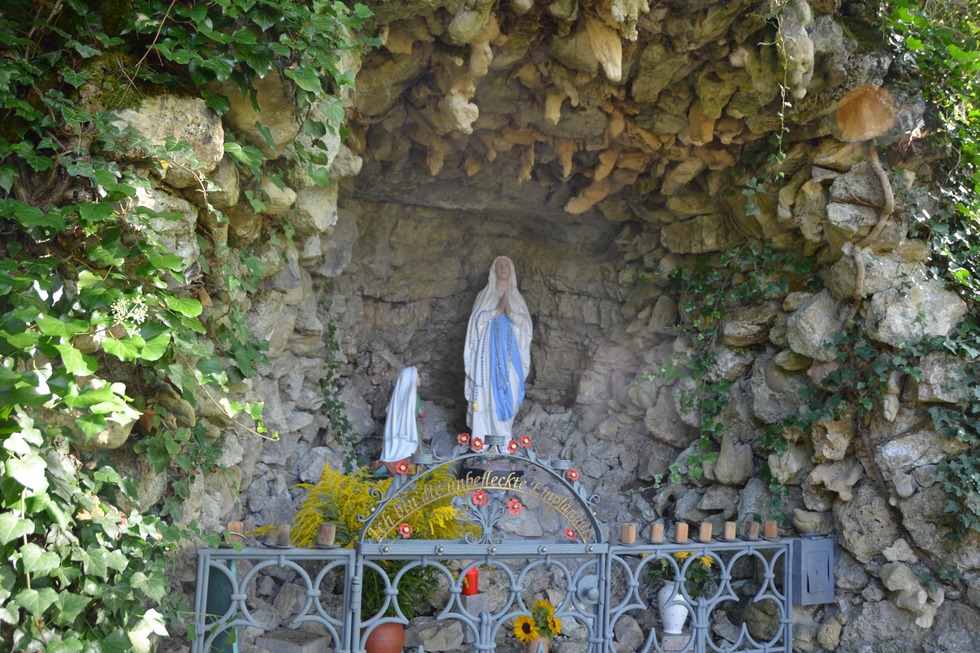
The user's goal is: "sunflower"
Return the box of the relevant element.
[513,616,539,643]
[532,599,554,617]
[548,615,562,636]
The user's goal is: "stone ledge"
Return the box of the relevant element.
[254,629,330,653]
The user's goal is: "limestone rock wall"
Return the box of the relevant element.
[97,1,980,651]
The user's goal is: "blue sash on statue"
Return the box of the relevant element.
[489,314,525,422]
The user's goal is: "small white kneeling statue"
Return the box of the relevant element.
[375,366,425,476]
[464,256,532,442]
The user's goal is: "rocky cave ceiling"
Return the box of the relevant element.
[345,0,882,223]
[332,0,903,419]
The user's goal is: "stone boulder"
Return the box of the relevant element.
[866,279,967,347]
[114,95,223,188]
[786,289,843,362]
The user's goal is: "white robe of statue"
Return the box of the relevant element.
[464,256,532,441]
[381,366,421,463]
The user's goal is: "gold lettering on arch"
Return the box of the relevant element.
[372,473,595,542]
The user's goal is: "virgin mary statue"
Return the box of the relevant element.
[464,256,532,441]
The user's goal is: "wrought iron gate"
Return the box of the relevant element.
[193,437,803,653]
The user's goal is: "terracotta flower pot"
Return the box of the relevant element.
[363,622,405,653]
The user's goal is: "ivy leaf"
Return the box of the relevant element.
[53,342,99,376]
[165,295,203,318]
[284,65,322,93]
[0,512,34,545]
[15,587,59,618]
[37,315,91,338]
[130,571,168,602]
[7,453,48,492]
[76,546,109,579]
[105,549,128,572]
[45,638,85,653]
[201,89,231,115]
[8,201,65,231]
[129,608,169,653]
[140,333,171,362]
[223,141,265,167]
[101,336,142,362]
[20,542,60,576]
[103,630,132,653]
[53,591,91,626]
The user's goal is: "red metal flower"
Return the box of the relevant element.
[395,461,410,475]
[564,528,577,541]
[398,523,413,538]
[457,433,471,446]
[507,440,519,453]
[566,469,580,482]
[472,490,489,506]
[519,434,532,448]
[471,437,484,451]
[507,498,523,516]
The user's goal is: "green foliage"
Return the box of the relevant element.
[883,1,980,536]
[654,243,813,489]
[886,1,980,294]
[0,0,374,649]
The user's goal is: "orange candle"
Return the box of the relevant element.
[317,523,336,546]
[724,521,737,541]
[699,522,712,542]
[621,523,637,545]
[650,523,664,543]
[675,523,689,543]
[764,520,778,539]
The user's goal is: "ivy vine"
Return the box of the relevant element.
[0,0,374,650]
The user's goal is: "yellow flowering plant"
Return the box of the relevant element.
[513,599,562,643]
[292,464,472,619]
[646,551,716,599]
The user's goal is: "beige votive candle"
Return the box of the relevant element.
[317,523,337,546]
[746,521,760,540]
[277,524,291,546]
[227,521,244,535]
[764,520,778,539]
[699,522,712,542]
[675,522,689,543]
[650,523,665,543]
[724,521,737,541]
[621,522,637,545]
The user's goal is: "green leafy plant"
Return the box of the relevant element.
[0,0,376,648]
[646,551,717,599]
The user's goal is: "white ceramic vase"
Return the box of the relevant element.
[657,580,691,635]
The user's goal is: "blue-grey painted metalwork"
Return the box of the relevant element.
[193,441,806,653]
